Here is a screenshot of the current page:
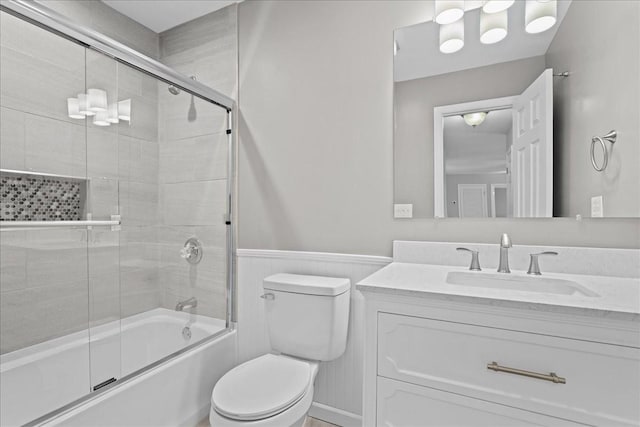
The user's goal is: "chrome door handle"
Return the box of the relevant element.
[260,293,275,300]
[487,361,566,384]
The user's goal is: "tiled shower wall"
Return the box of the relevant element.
[157,4,237,320]
[0,3,236,354]
[0,10,161,353]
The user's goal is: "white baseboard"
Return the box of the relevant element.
[309,402,362,427]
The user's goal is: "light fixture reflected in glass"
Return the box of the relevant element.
[87,88,108,112]
[439,19,464,54]
[77,93,95,116]
[480,9,508,44]
[463,111,488,127]
[118,99,131,122]
[107,103,120,124]
[93,110,110,127]
[435,0,465,25]
[67,98,85,119]
[525,0,557,34]
[482,0,515,14]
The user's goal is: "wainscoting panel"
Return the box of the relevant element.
[236,249,390,426]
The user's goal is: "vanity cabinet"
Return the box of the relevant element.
[361,294,640,427]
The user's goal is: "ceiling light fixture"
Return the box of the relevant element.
[77,93,95,116]
[87,88,108,112]
[67,91,131,125]
[435,0,465,25]
[482,0,515,14]
[480,9,508,44]
[525,0,557,34]
[463,111,488,127]
[439,19,464,54]
[92,110,111,127]
[67,98,85,119]
[107,103,120,124]
[118,99,131,122]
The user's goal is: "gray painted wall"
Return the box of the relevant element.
[546,0,640,217]
[238,0,640,256]
[394,55,545,217]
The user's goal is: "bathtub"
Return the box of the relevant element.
[0,308,236,426]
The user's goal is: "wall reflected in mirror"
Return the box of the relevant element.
[393,0,640,218]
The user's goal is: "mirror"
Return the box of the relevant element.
[393,0,639,218]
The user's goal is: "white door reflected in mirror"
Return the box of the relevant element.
[434,68,553,218]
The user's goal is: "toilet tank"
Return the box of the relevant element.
[263,273,350,361]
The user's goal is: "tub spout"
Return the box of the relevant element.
[175,297,198,312]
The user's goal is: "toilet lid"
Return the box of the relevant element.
[212,354,312,421]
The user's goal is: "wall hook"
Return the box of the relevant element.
[590,130,617,172]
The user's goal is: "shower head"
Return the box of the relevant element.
[167,75,196,96]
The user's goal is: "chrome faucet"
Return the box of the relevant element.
[497,233,512,273]
[175,297,198,312]
[456,247,481,271]
[527,251,558,275]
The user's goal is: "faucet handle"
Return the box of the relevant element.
[456,247,481,271]
[527,251,558,275]
[500,233,512,248]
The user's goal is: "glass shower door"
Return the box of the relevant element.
[1,3,233,424]
[0,9,96,425]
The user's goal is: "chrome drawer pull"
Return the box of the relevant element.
[487,362,566,384]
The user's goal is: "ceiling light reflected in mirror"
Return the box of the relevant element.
[435,0,465,25]
[482,0,515,14]
[462,111,488,127]
[480,9,508,44]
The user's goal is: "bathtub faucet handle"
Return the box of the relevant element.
[181,238,203,264]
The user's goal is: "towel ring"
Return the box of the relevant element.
[590,130,616,172]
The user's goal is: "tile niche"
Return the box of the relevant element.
[0,170,87,221]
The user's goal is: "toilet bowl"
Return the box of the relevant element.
[209,354,318,427]
[210,273,350,427]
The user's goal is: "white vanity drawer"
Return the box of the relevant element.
[377,312,640,426]
[376,376,583,427]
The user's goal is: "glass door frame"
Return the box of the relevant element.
[1,1,237,424]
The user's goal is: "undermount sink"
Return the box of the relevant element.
[446,271,599,297]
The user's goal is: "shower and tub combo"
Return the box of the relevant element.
[0,1,236,425]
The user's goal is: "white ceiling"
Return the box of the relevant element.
[101,0,239,33]
[394,0,571,82]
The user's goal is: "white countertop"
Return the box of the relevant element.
[357,262,640,321]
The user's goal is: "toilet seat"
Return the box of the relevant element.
[212,354,312,421]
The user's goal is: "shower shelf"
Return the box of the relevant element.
[0,220,120,229]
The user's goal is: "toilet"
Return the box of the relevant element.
[210,273,351,427]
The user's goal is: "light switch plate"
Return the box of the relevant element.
[394,204,413,218]
[591,195,603,218]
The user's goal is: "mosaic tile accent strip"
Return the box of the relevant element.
[1,172,84,221]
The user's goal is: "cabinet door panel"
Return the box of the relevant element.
[376,377,582,427]
[378,312,640,426]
